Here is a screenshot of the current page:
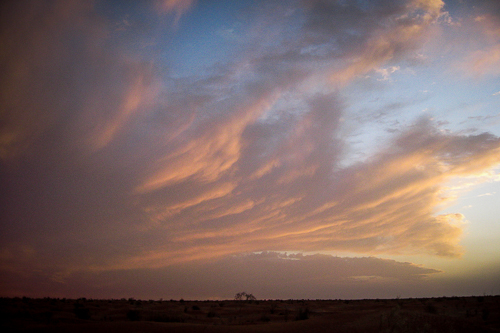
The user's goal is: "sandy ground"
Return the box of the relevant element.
[1,296,499,332]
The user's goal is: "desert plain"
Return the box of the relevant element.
[1,295,499,332]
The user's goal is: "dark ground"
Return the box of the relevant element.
[1,295,499,332]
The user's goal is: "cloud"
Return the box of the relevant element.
[452,2,500,77]
[319,0,444,84]
[0,1,93,161]
[478,192,496,197]
[376,66,401,81]
[121,116,500,269]
[0,1,158,161]
[158,0,196,25]
[0,252,443,299]
[1,0,500,298]
[463,45,500,77]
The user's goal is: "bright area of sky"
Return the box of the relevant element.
[1,0,500,300]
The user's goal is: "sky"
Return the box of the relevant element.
[1,0,500,300]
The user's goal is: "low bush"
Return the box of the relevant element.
[126,309,141,321]
[425,304,438,314]
[296,307,309,320]
[73,306,90,320]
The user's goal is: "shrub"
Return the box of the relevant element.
[425,304,438,314]
[150,314,185,322]
[40,311,53,322]
[260,314,270,322]
[482,308,490,321]
[296,307,309,320]
[74,306,91,320]
[126,309,141,321]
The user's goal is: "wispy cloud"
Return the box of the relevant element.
[376,66,401,81]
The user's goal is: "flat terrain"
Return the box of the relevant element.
[1,296,499,332]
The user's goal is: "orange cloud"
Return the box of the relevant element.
[463,45,500,77]
[330,0,443,85]
[88,69,155,150]
[120,116,500,273]
[453,11,500,77]
[137,93,281,193]
[143,181,237,224]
